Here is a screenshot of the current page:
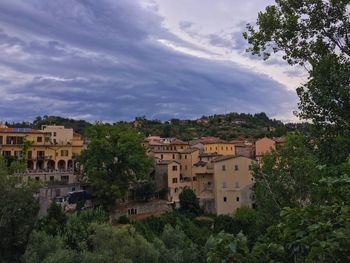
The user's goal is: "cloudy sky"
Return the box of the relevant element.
[0,0,305,123]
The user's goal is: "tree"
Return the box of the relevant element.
[154,224,200,263]
[205,232,251,263]
[135,181,156,201]
[244,0,350,130]
[0,156,39,261]
[252,133,321,226]
[37,202,67,236]
[244,0,350,65]
[79,124,153,211]
[179,189,201,216]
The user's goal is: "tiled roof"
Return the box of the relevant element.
[180,148,198,154]
[199,152,221,157]
[203,140,234,145]
[212,155,236,163]
[156,160,180,165]
[170,139,188,145]
[151,149,179,153]
[194,160,208,166]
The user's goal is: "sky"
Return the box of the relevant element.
[0,0,305,123]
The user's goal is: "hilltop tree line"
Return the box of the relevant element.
[5,112,305,140]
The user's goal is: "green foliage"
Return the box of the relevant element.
[25,224,159,263]
[252,132,321,225]
[134,211,212,246]
[37,202,67,236]
[179,188,201,216]
[276,204,350,262]
[155,224,200,263]
[214,207,258,242]
[134,112,289,140]
[0,157,40,262]
[244,0,350,65]
[118,215,130,224]
[134,181,156,201]
[79,123,153,211]
[205,232,251,263]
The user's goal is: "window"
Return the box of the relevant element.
[208,181,212,186]
[61,150,69,157]
[172,154,175,159]
[37,136,42,142]
[37,151,45,158]
[61,175,69,182]
[0,136,2,145]
[222,165,226,171]
[2,151,11,157]
[28,151,32,159]
[172,178,178,183]
[235,182,240,188]
[161,154,163,159]
[128,208,138,215]
[193,176,197,181]
[172,165,178,171]
[223,181,227,188]
[6,136,23,145]
[185,155,187,159]
[179,155,182,159]
[14,151,22,158]
[234,165,239,171]
[236,197,240,202]
[221,146,223,150]
[226,146,228,150]
[54,132,57,136]
[224,197,227,202]
[72,187,76,191]
[50,176,54,181]
[55,189,61,197]
[35,177,40,181]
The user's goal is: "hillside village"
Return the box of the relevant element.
[0,121,284,218]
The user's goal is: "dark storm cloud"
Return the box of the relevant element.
[0,0,296,122]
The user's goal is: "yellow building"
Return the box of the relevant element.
[150,148,200,203]
[0,125,84,176]
[203,140,236,155]
[193,155,255,215]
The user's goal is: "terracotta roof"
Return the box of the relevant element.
[203,140,234,145]
[180,148,198,154]
[189,137,220,145]
[156,160,180,165]
[149,141,165,146]
[0,128,46,134]
[151,149,179,153]
[199,152,221,157]
[170,139,188,145]
[194,160,208,166]
[212,155,236,163]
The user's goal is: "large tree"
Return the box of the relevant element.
[79,124,153,211]
[244,0,350,130]
[0,157,39,261]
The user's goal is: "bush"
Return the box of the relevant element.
[118,215,130,224]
